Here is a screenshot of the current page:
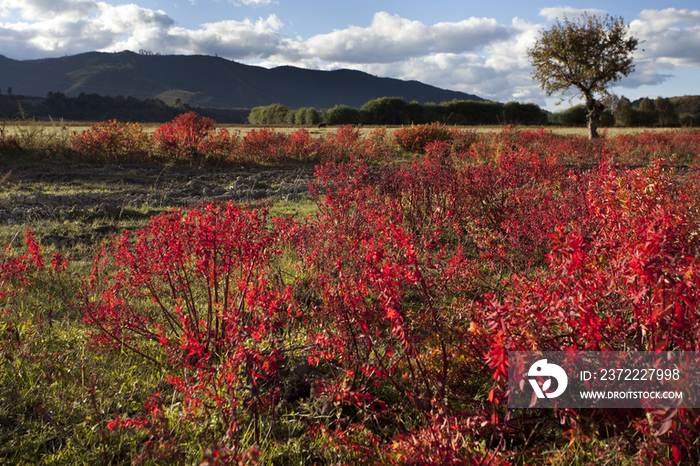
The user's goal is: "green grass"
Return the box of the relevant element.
[268,196,317,221]
[0,251,158,464]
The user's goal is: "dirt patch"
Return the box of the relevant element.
[0,163,316,222]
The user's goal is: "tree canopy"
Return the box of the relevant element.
[527,13,638,138]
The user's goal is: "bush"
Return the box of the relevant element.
[503,101,548,125]
[680,113,700,126]
[83,204,293,457]
[285,128,319,162]
[241,127,289,163]
[152,112,238,165]
[392,123,453,152]
[70,120,150,163]
[39,129,700,462]
[478,159,700,463]
[318,125,363,162]
[359,97,410,125]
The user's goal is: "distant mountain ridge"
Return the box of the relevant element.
[0,51,484,109]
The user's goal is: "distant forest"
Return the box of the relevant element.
[232,95,700,127]
[249,98,548,126]
[0,91,250,123]
[1,90,699,127]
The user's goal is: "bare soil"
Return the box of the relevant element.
[0,162,316,224]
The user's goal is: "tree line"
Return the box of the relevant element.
[250,96,696,128]
[548,96,691,128]
[0,88,696,128]
[249,97,549,126]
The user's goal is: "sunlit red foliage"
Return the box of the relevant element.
[152,111,239,165]
[70,120,150,163]
[77,124,700,463]
[82,203,299,452]
[240,127,289,163]
[393,122,453,152]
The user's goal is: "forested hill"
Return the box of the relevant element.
[0,51,483,109]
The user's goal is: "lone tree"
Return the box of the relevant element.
[527,13,638,139]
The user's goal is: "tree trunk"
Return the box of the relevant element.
[587,113,599,140]
[585,97,604,140]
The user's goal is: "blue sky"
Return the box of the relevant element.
[1,0,699,110]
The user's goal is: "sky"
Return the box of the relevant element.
[1,0,699,110]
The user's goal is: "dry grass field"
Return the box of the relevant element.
[1,119,689,138]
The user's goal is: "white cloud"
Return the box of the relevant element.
[0,0,285,60]
[289,12,510,64]
[105,14,286,58]
[344,18,545,102]
[630,8,700,68]
[0,0,96,21]
[633,8,700,32]
[0,0,174,56]
[539,6,607,21]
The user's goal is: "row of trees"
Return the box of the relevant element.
[613,96,680,127]
[248,97,549,126]
[247,104,321,125]
[548,96,687,128]
[1,89,694,129]
[249,96,694,128]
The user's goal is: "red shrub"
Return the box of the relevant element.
[76,129,700,462]
[448,127,479,154]
[153,112,238,165]
[293,162,493,439]
[82,203,294,449]
[393,123,453,152]
[285,128,319,162]
[424,140,452,160]
[70,120,150,163]
[318,125,364,163]
[23,229,43,271]
[612,130,700,165]
[475,159,700,459]
[241,127,288,163]
[85,211,285,457]
[359,126,393,163]
[0,229,55,295]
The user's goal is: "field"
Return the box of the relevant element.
[2,114,700,465]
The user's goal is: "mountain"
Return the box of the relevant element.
[0,51,484,109]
